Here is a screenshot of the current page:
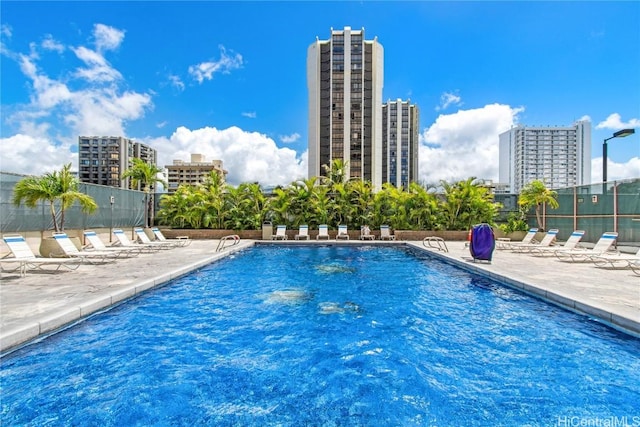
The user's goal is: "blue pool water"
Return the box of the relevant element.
[1,245,639,426]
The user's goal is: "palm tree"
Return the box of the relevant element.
[12,163,98,232]
[121,158,167,228]
[518,180,559,231]
[348,179,374,227]
[287,177,319,227]
[440,178,500,230]
[321,159,348,186]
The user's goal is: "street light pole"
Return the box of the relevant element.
[603,128,635,183]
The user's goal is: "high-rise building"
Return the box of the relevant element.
[498,120,591,193]
[166,154,227,193]
[307,26,384,189]
[78,136,157,190]
[382,99,419,189]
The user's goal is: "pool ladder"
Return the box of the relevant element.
[216,235,240,252]
[422,236,449,253]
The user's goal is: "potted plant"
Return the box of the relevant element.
[497,210,529,240]
[12,163,98,256]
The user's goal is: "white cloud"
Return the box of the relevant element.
[280,133,300,144]
[71,45,122,82]
[435,91,462,111]
[42,35,64,53]
[418,104,524,184]
[591,157,640,182]
[146,126,307,187]
[596,113,640,130]
[1,24,12,38]
[168,74,185,91]
[0,134,76,176]
[2,24,153,156]
[242,111,256,118]
[93,23,125,52]
[188,45,243,84]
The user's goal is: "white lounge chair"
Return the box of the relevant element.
[592,247,640,269]
[359,225,375,240]
[316,225,330,240]
[379,225,395,241]
[133,227,175,249]
[51,233,119,263]
[630,260,640,276]
[1,234,82,276]
[496,228,539,250]
[529,230,586,256]
[113,229,161,253]
[83,231,142,257]
[151,227,191,247]
[555,232,619,262]
[510,229,559,253]
[336,225,349,240]
[295,225,309,240]
[272,225,288,240]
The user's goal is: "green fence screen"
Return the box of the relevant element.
[1,172,146,233]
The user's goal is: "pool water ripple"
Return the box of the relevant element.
[1,245,639,426]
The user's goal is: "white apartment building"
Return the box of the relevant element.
[382,99,419,189]
[498,120,591,193]
[165,154,227,193]
[307,26,384,189]
[78,136,157,190]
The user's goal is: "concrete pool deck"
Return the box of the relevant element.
[1,239,638,354]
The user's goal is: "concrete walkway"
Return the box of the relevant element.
[407,241,639,337]
[1,240,638,354]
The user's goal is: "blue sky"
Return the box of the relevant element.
[1,1,639,187]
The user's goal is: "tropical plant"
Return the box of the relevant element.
[156,173,505,234]
[498,210,529,234]
[12,163,98,232]
[518,180,559,231]
[121,158,167,228]
[439,178,501,230]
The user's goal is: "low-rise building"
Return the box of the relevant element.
[166,154,227,193]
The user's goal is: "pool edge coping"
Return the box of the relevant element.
[406,242,640,338]
[2,240,638,355]
[0,241,255,355]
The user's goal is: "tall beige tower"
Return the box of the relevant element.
[307,27,384,189]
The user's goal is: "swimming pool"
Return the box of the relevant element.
[1,245,639,425]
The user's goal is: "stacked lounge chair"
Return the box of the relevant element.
[510,229,559,253]
[151,227,191,247]
[113,229,162,253]
[496,228,538,250]
[134,227,177,249]
[83,230,142,257]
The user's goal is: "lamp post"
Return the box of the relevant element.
[603,128,635,183]
[109,195,115,242]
